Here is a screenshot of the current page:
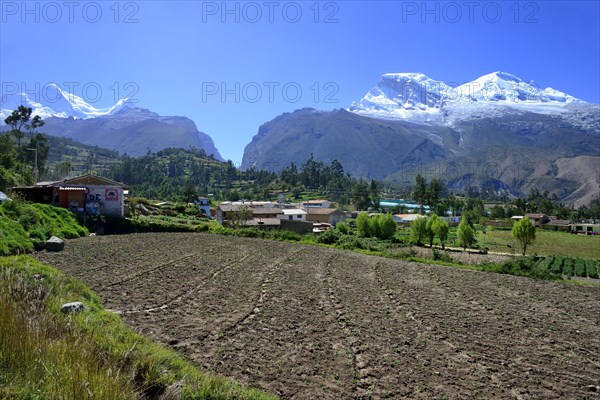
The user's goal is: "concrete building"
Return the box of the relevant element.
[10,174,128,217]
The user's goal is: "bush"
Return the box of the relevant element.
[552,256,565,274]
[336,221,350,234]
[317,229,341,245]
[481,256,559,280]
[562,258,574,276]
[586,259,599,279]
[270,230,302,241]
[574,258,586,277]
[432,248,454,263]
[337,235,365,250]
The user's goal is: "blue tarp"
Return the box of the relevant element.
[0,191,10,202]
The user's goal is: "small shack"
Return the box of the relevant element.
[10,174,129,217]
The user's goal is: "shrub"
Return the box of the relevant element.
[562,258,574,276]
[336,221,350,234]
[481,256,559,280]
[270,230,302,241]
[574,258,586,277]
[432,248,454,262]
[337,235,365,250]
[356,213,372,237]
[585,259,599,279]
[317,229,341,245]
[377,214,397,240]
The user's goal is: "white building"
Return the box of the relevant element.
[278,208,307,221]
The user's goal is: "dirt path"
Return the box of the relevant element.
[36,233,600,399]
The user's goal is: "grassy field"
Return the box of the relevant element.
[476,227,600,259]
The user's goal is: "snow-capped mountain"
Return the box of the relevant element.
[0,83,224,160]
[0,83,133,120]
[349,72,590,126]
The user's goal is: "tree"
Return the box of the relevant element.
[512,216,536,255]
[352,179,371,211]
[378,214,397,240]
[412,174,427,207]
[457,215,474,250]
[410,216,428,246]
[2,106,46,185]
[356,213,397,240]
[425,214,440,247]
[356,212,372,237]
[433,218,449,249]
[426,178,444,209]
[369,179,380,211]
[490,204,506,219]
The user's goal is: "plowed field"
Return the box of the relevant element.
[36,233,600,399]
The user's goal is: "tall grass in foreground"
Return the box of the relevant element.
[0,256,277,400]
[0,260,137,399]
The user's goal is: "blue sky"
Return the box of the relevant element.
[1,0,599,163]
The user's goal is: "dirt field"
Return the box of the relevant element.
[36,233,600,399]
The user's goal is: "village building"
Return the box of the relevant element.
[570,223,600,235]
[216,204,284,226]
[393,213,423,225]
[304,207,346,226]
[194,197,211,217]
[9,174,128,217]
[302,199,332,208]
[524,213,551,227]
[543,219,572,232]
[278,208,307,221]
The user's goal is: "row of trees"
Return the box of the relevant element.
[355,213,397,240]
[410,214,451,249]
[410,212,535,255]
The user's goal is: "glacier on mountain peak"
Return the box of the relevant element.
[0,83,133,121]
[349,71,589,125]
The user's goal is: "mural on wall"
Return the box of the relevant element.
[86,190,101,215]
[105,188,119,201]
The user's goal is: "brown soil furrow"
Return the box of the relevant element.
[102,252,198,289]
[122,246,264,313]
[35,233,600,400]
[323,256,380,399]
[199,248,304,346]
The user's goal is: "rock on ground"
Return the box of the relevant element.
[46,236,65,252]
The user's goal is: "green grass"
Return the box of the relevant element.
[475,228,600,259]
[0,200,89,255]
[0,217,33,255]
[0,255,277,400]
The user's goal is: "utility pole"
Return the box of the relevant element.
[27,147,38,183]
